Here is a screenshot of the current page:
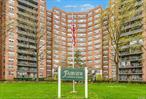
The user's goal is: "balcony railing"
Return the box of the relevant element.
[121,29,143,37]
[17,4,37,14]
[18,11,37,20]
[18,50,36,55]
[17,30,36,37]
[18,62,37,67]
[119,69,143,74]
[120,51,142,56]
[18,56,37,61]
[18,37,36,44]
[121,23,142,30]
[17,23,37,32]
[18,0,38,8]
[17,17,37,26]
[119,73,143,75]
[119,66,142,69]
[18,43,36,49]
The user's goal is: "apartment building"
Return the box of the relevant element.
[46,7,113,80]
[37,0,47,79]
[2,0,145,81]
[0,0,47,80]
[118,0,146,82]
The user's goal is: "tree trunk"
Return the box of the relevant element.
[36,47,39,81]
[115,62,119,82]
[50,65,53,80]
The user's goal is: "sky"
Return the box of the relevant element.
[46,0,109,12]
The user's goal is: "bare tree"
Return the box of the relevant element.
[107,0,136,81]
[36,34,47,81]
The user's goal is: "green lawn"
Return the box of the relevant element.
[0,82,146,99]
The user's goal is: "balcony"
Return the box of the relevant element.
[119,76,143,81]
[27,69,37,73]
[17,4,37,14]
[17,30,36,38]
[18,11,37,20]
[121,23,142,31]
[119,69,143,75]
[18,50,36,55]
[18,0,38,8]
[17,23,37,32]
[17,17,37,26]
[130,57,142,62]
[18,62,37,67]
[18,43,36,49]
[120,51,142,56]
[18,37,36,44]
[119,73,143,75]
[119,66,142,69]
[18,67,37,73]
[121,29,143,37]
[18,56,37,61]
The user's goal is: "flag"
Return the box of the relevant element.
[71,16,76,47]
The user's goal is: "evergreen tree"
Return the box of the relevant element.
[74,50,86,67]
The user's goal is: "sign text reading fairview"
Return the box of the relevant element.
[61,68,85,81]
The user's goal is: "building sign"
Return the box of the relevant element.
[61,68,85,81]
[58,66,88,98]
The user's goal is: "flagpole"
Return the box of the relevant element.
[72,40,75,93]
[72,12,76,93]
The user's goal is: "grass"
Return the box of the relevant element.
[0,82,146,99]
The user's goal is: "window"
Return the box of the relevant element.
[9,39,14,45]
[9,46,14,51]
[88,17,92,21]
[9,0,15,6]
[8,71,14,76]
[9,32,14,39]
[8,52,14,57]
[9,6,14,16]
[8,59,14,63]
[8,65,13,69]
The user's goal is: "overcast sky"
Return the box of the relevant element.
[47,0,109,12]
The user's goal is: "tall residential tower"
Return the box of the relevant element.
[0,0,47,80]
[46,7,112,80]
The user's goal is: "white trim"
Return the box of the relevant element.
[58,66,61,98]
[85,67,88,99]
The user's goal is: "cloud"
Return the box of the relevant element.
[64,4,95,12]
[64,5,78,8]
[80,4,95,11]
